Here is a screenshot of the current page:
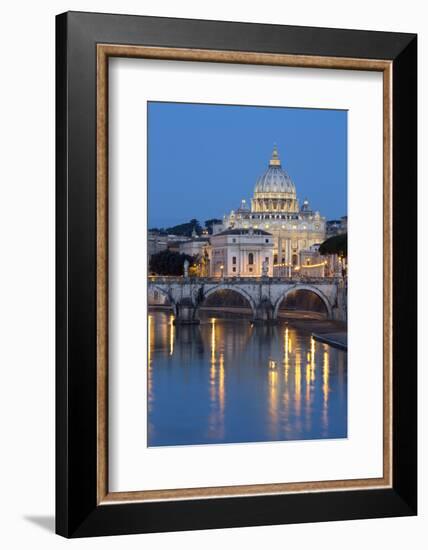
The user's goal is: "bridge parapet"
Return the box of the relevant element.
[148,276,340,285]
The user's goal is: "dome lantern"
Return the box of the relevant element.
[269,144,281,166]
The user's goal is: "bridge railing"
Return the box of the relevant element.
[148,275,343,285]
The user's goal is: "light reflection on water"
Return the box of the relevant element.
[148,310,347,447]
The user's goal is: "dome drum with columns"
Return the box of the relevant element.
[217,145,326,274]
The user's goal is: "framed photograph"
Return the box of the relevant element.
[56,11,417,537]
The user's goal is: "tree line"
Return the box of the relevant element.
[149,218,222,237]
[319,233,347,257]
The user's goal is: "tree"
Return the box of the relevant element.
[319,233,347,258]
[148,227,168,235]
[165,218,202,237]
[149,249,195,276]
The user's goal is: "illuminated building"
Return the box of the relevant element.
[217,145,327,274]
[326,216,347,238]
[209,228,274,277]
[178,233,210,257]
[147,230,168,257]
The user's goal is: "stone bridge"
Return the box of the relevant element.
[148,276,347,324]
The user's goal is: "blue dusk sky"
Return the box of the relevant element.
[148,102,347,229]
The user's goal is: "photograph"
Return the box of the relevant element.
[0,1,420,545]
[147,101,348,447]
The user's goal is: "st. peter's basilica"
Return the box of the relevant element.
[208,145,327,277]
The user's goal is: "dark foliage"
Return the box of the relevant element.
[149,249,195,276]
[319,233,347,257]
[164,218,202,237]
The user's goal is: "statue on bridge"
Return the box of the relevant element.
[183,258,189,278]
[262,258,269,277]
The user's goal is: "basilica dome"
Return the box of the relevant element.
[254,145,296,196]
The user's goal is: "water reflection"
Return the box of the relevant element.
[148,310,347,446]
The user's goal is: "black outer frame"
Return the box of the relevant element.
[56,11,417,538]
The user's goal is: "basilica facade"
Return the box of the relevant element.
[212,145,326,276]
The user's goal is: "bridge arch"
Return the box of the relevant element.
[273,284,333,320]
[149,285,178,316]
[201,284,257,319]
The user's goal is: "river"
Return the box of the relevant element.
[148,310,347,446]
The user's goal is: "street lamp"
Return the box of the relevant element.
[220,264,224,279]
